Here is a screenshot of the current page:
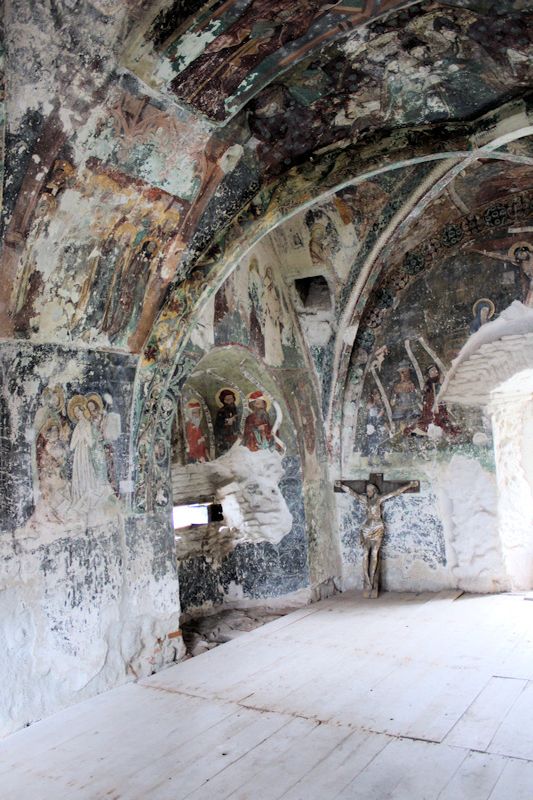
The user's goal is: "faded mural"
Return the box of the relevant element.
[33,386,122,527]
[349,240,532,474]
[167,252,315,612]
[1,0,532,740]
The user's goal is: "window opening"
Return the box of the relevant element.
[172,502,224,529]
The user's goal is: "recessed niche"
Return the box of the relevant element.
[294,276,332,310]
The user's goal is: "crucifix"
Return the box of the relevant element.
[335,474,419,599]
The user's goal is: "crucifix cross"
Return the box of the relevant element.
[334,473,419,495]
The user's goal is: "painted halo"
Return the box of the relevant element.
[215,387,240,407]
[67,394,89,423]
[472,298,495,319]
[508,240,532,264]
[43,384,66,414]
[247,389,272,411]
[85,392,104,411]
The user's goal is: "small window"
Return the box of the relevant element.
[172,503,209,529]
[172,502,224,529]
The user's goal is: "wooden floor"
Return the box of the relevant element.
[2,591,533,799]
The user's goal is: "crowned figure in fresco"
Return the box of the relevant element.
[214,388,241,456]
[244,390,276,452]
[34,418,71,523]
[184,400,210,463]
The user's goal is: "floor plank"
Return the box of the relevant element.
[2,592,533,800]
[333,738,467,800]
[436,751,508,800]
[445,676,527,751]
[487,757,533,800]
[487,680,533,760]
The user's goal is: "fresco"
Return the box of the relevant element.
[243,390,284,453]
[213,387,241,456]
[169,345,310,613]
[125,0,410,121]
[182,394,213,464]
[349,244,526,473]
[2,0,532,739]
[10,159,190,349]
[246,6,533,175]
[213,252,297,367]
[31,384,122,526]
[176,379,287,466]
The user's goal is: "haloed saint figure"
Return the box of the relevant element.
[244,390,275,452]
[214,388,240,456]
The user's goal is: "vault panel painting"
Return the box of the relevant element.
[8,159,191,349]
[349,248,527,475]
[124,0,411,122]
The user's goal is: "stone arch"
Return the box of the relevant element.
[131,98,533,503]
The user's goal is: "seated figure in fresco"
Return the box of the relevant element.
[185,401,210,463]
[214,389,240,455]
[244,390,276,452]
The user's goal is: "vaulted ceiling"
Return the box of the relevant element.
[2,0,532,475]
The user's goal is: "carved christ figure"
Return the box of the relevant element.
[336,480,418,598]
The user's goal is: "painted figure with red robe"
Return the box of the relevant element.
[185,401,210,463]
[244,390,275,452]
[406,364,460,438]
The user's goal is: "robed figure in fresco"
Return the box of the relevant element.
[337,480,418,598]
[35,419,71,523]
[390,361,420,431]
[363,388,390,464]
[214,389,240,456]
[184,400,210,463]
[68,395,99,506]
[244,390,276,452]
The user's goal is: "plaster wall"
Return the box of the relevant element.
[490,388,533,590]
[0,342,184,736]
[337,455,508,594]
